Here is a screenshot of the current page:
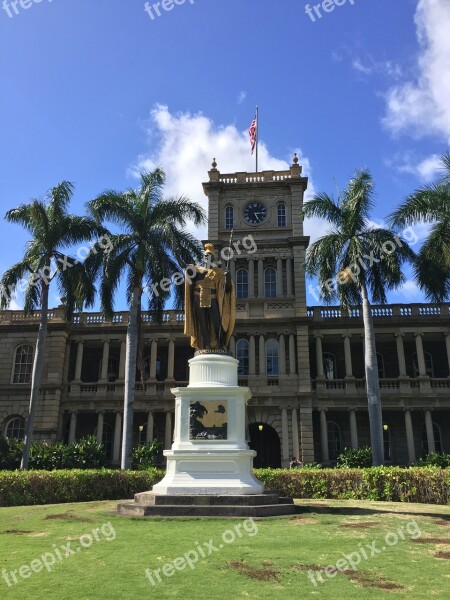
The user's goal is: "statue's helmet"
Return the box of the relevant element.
[204,243,215,256]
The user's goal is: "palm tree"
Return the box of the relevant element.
[389,152,450,301]
[301,170,415,466]
[0,182,104,468]
[86,168,205,469]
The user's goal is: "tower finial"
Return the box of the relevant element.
[292,153,299,165]
[211,157,217,170]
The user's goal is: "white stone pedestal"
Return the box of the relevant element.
[152,354,264,495]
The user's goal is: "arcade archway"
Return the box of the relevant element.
[248,422,282,468]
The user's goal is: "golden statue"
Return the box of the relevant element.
[184,243,236,351]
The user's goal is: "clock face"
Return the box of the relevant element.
[243,202,267,225]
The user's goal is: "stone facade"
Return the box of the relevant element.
[1,159,449,467]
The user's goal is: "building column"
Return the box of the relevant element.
[248,259,255,298]
[150,338,158,379]
[68,412,77,444]
[119,339,126,380]
[259,335,266,375]
[113,412,122,464]
[292,408,300,460]
[343,335,353,377]
[320,409,329,463]
[286,257,293,296]
[146,411,154,444]
[100,340,110,381]
[414,333,427,376]
[445,333,450,376]
[230,258,236,282]
[395,333,407,377]
[350,410,358,449]
[424,409,436,453]
[167,337,175,380]
[249,335,256,375]
[96,411,104,444]
[74,341,84,381]
[257,259,264,297]
[279,334,286,375]
[404,410,416,465]
[289,334,296,375]
[315,335,324,378]
[165,411,173,450]
[276,258,283,297]
[281,407,289,464]
[229,336,236,358]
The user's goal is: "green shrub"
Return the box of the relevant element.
[131,440,164,470]
[336,446,373,468]
[0,469,165,507]
[301,462,323,469]
[0,436,106,470]
[417,452,450,468]
[255,467,450,504]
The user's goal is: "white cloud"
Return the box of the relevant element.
[130,105,322,241]
[352,58,372,76]
[237,91,247,104]
[399,153,443,182]
[383,0,450,142]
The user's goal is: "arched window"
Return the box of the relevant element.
[327,422,341,461]
[413,352,434,377]
[266,339,279,376]
[236,268,249,299]
[421,422,442,454]
[12,344,33,384]
[323,352,336,380]
[236,339,249,376]
[277,203,287,227]
[5,417,25,440]
[225,206,234,230]
[102,423,114,460]
[377,353,385,379]
[264,267,277,298]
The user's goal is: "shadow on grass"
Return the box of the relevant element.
[297,504,450,521]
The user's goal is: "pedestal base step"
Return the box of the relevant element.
[117,492,299,518]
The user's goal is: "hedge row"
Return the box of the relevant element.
[256,467,450,505]
[0,467,449,507]
[0,469,164,507]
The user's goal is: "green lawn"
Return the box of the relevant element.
[0,499,449,599]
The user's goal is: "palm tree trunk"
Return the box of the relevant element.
[121,283,141,469]
[361,283,385,466]
[20,283,49,469]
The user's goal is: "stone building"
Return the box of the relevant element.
[1,158,449,467]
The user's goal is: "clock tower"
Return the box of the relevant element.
[202,156,315,466]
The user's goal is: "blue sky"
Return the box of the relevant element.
[1,0,449,310]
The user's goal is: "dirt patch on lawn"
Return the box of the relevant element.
[44,512,94,523]
[2,529,33,535]
[344,571,404,590]
[433,519,450,526]
[290,517,320,526]
[413,538,450,545]
[229,560,280,582]
[435,551,450,559]
[341,522,378,529]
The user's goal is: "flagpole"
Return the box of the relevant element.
[255,105,259,172]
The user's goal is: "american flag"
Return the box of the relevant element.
[248,114,257,155]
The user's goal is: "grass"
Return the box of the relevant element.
[0,498,449,599]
